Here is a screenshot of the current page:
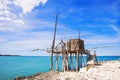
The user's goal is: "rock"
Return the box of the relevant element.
[16,60,120,80]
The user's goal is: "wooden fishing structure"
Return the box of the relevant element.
[31,14,116,72]
[47,14,97,72]
[32,14,111,72]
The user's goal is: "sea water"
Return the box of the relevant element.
[0,56,120,80]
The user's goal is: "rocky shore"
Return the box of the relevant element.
[16,60,120,80]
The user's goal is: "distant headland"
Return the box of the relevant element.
[0,54,20,56]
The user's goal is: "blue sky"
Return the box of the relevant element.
[0,0,120,56]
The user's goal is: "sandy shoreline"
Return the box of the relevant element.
[16,60,120,80]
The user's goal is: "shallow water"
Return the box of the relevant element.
[0,56,119,80]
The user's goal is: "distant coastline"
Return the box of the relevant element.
[0,54,20,56]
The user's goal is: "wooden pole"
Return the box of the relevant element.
[70,53,72,70]
[64,52,66,71]
[50,13,58,71]
[50,52,53,70]
[62,53,64,71]
[76,51,79,72]
[72,53,74,70]
[56,53,58,71]
[62,51,66,72]
[94,50,98,65]
[66,53,68,71]
[81,53,84,67]
[79,53,83,68]
[78,53,79,70]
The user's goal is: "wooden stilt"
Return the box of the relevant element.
[71,53,74,70]
[82,53,84,67]
[62,53,64,71]
[62,51,66,72]
[78,53,79,70]
[50,52,53,70]
[94,51,98,65]
[70,53,72,70]
[64,51,68,71]
[76,51,79,72]
[66,53,68,71]
[80,53,82,68]
[78,53,81,69]
[63,52,66,71]
[56,53,58,71]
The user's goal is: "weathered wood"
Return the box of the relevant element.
[50,13,58,71]
[81,53,84,68]
[78,53,79,70]
[62,53,64,71]
[69,39,84,52]
[56,53,58,71]
[62,51,66,72]
[66,53,68,71]
[70,53,72,70]
[93,51,98,65]
[47,13,95,72]
[72,53,74,70]
[76,51,79,72]
[50,52,53,70]
[63,52,66,71]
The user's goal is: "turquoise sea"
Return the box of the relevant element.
[0,56,120,80]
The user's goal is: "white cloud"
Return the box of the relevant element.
[0,27,14,31]
[0,0,16,18]
[0,17,24,24]
[0,38,6,42]
[0,0,27,32]
[110,25,120,35]
[0,39,52,56]
[0,17,28,32]
[14,0,48,14]
[84,35,120,45]
[0,0,48,32]
[0,0,11,11]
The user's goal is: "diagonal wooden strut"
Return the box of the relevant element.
[50,13,58,70]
